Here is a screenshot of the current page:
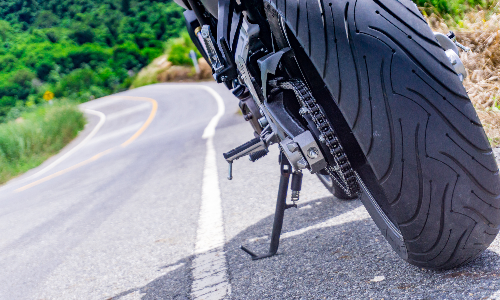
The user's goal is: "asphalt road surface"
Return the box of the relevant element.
[1,82,500,300]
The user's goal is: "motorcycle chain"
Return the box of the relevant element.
[271,79,361,197]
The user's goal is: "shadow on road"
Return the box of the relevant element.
[110,196,500,299]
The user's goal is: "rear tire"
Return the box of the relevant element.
[267,0,500,269]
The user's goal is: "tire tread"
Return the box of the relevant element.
[267,0,500,269]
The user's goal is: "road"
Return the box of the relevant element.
[1,82,500,299]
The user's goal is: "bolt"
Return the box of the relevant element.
[299,107,309,115]
[307,147,319,159]
[258,116,269,128]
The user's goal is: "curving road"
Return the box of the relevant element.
[1,82,500,299]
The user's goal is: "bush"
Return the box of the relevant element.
[141,47,164,63]
[55,68,104,98]
[166,31,200,66]
[112,41,148,71]
[0,69,36,101]
[35,59,55,81]
[0,102,86,184]
[34,10,60,29]
[0,54,17,72]
[0,21,13,41]
[66,44,111,69]
[69,23,94,45]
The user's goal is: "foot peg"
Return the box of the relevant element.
[249,149,269,162]
[223,137,268,180]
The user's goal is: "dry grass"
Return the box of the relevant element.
[426,3,500,145]
[130,55,172,89]
[156,58,212,82]
[131,55,213,89]
[477,110,500,145]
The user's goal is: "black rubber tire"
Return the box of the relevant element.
[316,171,358,200]
[266,0,500,269]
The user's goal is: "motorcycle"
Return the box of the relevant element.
[173,0,500,269]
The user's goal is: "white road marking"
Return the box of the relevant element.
[26,109,106,179]
[281,205,369,240]
[247,206,370,243]
[191,86,230,300]
[83,96,125,110]
[85,122,143,146]
[107,263,187,300]
[248,235,269,243]
[163,262,185,274]
[106,102,151,121]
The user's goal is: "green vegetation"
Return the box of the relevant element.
[0,0,186,123]
[166,31,200,66]
[0,102,86,184]
[0,0,189,183]
[130,31,202,89]
[415,0,498,19]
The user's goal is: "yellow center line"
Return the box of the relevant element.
[119,96,158,147]
[15,96,158,193]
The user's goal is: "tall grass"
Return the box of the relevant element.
[0,102,85,184]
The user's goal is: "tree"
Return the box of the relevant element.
[34,10,60,28]
[122,0,130,14]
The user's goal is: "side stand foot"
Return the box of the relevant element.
[240,153,295,260]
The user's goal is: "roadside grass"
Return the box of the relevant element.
[424,1,500,145]
[417,0,498,20]
[0,102,85,184]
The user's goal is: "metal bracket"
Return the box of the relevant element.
[434,31,468,82]
[279,131,327,173]
[280,137,308,171]
[200,25,238,86]
[257,48,290,99]
[293,131,327,173]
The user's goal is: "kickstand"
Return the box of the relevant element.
[240,153,296,260]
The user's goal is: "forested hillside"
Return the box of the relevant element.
[0,0,185,123]
[0,0,497,124]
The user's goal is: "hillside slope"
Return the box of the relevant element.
[0,0,185,123]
